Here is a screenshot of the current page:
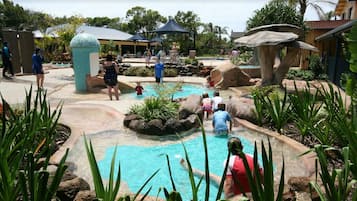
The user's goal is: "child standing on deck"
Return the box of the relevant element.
[135,82,144,96]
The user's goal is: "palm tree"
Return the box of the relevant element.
[286,0,336,20]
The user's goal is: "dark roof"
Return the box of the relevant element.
[128,33,147,41]
[154,19,189,34]
[306,20,350,30]
[316,19,357,41]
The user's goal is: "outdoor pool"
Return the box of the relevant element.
[130,83,214,99]
[97,133,261,201]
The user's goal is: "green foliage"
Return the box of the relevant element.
[124,6,166,33]
[184,58,199,65]
[252,88,267,126]
[129,97,179,122]
[310,146,357,201]
[124,67,154,77]
[289,82,322,143]
[286,69,315,81]
[128,82,182,122]
[246,1,304,30]
[18,151,68,201]
[238,140,285,201]
[164,68,178,77]
[308,54,325,75]
[347,23,357,73]
[0,88,66,201]
[263,89,291,133]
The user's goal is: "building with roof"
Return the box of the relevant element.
[37,24,149,56]
[308,0,357,86]
[335,0,357,20]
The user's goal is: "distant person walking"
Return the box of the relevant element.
[32,48,44,89]
[2,42,14,78]
[103,54,119,100]
[144,48,151,67]
[154,57,164,84]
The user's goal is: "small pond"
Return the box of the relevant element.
[129,83,214,100]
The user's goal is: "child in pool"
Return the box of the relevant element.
[201,93,212,120]
[135,82,144,96]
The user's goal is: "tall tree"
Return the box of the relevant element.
[124,6,166,34]
[174,11,202,51]
[246,1,304,30]
[1,0,28,30]
[285,0,336,20]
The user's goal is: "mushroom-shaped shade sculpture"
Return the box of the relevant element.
[234,29,318,86]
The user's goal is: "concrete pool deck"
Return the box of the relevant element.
[0,65,317,199]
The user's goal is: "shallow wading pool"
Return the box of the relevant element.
[127,83,215,100]
[67,127,311,201]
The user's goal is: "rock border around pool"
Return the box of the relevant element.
[123,94,204,135]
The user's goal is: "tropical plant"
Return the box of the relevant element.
[310,145,357,201]
[289,82,322,143]
[319,83,350,147]
[308,54,325,76]
[263,89,291,133]
[251,88,267,126]
[246,0,304,31]
[285,0,336,20]
[0,88,66,201]
[18,151,68,201]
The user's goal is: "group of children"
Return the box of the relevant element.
[201,91,223,119]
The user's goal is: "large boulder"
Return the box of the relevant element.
[178,94,202,119]
[210,61,255,89]
[57,177,90,201]
[147,119,164,135]
[226,97,256,122]
[164,118,186,134]
[74,190,98,201]
[123,114,142,127]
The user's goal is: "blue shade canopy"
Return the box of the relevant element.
[154,18,189,34]
[150,36,163,43]
[128,33,147,41]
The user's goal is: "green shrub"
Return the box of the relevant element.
[310,146,357,201]
[286,69,315,81]
[289,82,322,143]
[137,68,153,77]
[124,67,153,76]
[308,54,325,75]
[129,98,179,122]
[164,68,178,77]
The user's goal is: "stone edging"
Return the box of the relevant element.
[236,118,316,177]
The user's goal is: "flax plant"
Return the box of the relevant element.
[310,145,357,201]
[288,81,322,143]
[0,87,65,201]
[263,89,291,133]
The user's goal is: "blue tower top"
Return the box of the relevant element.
[70,33,100,48]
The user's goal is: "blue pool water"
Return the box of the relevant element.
[98,134,263,201]
[132,83,214,99]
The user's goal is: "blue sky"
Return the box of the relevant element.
[13,0,338,33]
